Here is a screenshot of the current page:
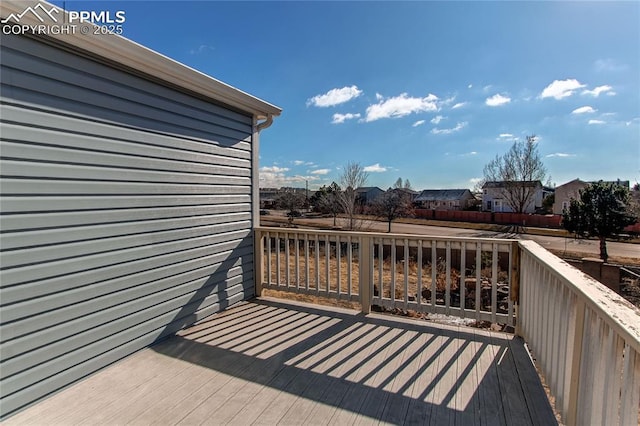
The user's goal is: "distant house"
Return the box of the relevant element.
[553,178,630,214]
[414,189,476,211]
[354,187,384,205]
[391,187,419,202]
[482,181,549,213]
[259,187,311,209]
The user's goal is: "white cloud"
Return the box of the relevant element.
[375,93,384,101]
[582,85,614,97]
[452,102,468,109]
[626,117,640,126]
[363,163,387,173]
[431,121,468,135]
[485,93,511,107]
[469,177,483,186]
[332,113,361,124]
[259,166,321,187]
[430,115,445,124]
[571,106,597,114]
[540,79,585,100]
[461,151,478,156]
[189,44,214,55]
[588,119,606,125]
[594,59,627,72]
[497,133,518,142]
[310,168,331,175]
[546,153,575,158]
[292,160,314,166]
[412,120,426,127]
[307,85,363,107]
[363,93,439,122]
[260,166,289,173]
[441,96,456,106]
[468,84,473,89]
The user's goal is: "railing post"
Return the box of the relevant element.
[567,299,586,426]
[360,235,372,314]
[510,241,520,304]
[254,229,264,297]
[511,241,521,335]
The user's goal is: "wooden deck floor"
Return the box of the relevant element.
[5,298,557,425]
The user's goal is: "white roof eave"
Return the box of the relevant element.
[0,0,282,120]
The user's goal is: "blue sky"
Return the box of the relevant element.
[57,1,639,190]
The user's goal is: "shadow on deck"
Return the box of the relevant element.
[5,298,557,425]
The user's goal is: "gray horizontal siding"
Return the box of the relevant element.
[0,33,257,418]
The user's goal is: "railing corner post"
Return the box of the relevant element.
[360,235,372,314]
[510,241,521,304]
[254,229,264,298]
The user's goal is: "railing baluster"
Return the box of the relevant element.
[315,234,320,293]
[445,241,451,315]
[276,233,281,286]
[391,238,396,304]
[491,243,498,323]
[417,240,423,309]
[347,236,352,299]
[336,235,341,297]
[619,346,639,425]
[295,233,300,290]
[378,239,383,305]
[304,234,310,291]
[431,241,437,308]
[475,244,481,320]
[285,232,290,288]
[460,242,466,317]
[404,238,409,309]
[325,235,330,296]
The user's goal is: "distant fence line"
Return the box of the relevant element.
[413,209,640,234]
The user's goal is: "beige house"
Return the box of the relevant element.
[553,179,588,214]
[553,178,630,214]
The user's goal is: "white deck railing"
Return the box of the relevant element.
[518,240,640,426]
[254,227,516,325]
[254,227,640,425]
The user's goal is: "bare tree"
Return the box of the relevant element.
[311,182,343,226]
[339,162,369,230]
[483,135,547,213]
[393,177,412,190]
[275,190,306,225]
[373,189,414,232]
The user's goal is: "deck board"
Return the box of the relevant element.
[4,298,557,425]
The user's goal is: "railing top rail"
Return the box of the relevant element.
[255,226,517,246]
[518,240,640,353]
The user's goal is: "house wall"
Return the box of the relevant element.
[553,180,587,214]
[0,33,255,417]
[482,187,541,213]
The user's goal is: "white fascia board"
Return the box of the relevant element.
[1,0,282,120]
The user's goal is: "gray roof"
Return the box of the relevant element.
[482,181,542,189]
[415,189,471,202]
[355,187,383,194]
